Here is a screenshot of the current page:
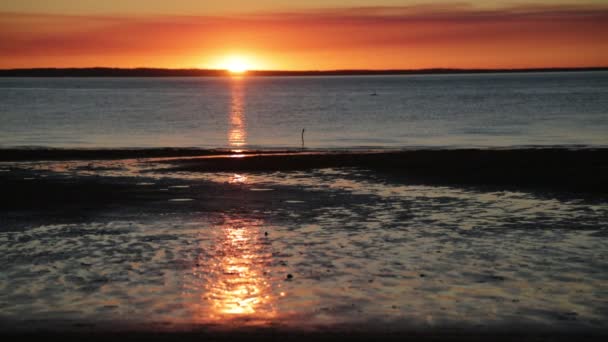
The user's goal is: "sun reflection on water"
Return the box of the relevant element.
[193,216,277,325]
[229,78,247,148]
[229,174,248,184]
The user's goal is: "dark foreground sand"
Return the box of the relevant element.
[1,148,607,341]
[1,147,608,192]
[2,330,607,342]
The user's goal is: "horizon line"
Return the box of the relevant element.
[1,66,607,77]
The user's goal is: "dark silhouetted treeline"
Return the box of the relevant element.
[0,67,607,77]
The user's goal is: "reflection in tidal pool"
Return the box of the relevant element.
[229,173,248,184]
[193,217,278,325]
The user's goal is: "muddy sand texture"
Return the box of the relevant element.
[1,148,608,341]
[1,148,607,193]
[155,149,608,193]
[1,329,607,342]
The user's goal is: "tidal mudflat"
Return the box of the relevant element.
[1,149,607,340]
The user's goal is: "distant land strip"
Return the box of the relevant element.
[0,67,607,77]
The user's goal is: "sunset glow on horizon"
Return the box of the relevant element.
[0,1,607,70]
[226,60,249,74]
[212,55,255,73]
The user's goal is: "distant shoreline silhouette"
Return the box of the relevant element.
[0,67,606,77]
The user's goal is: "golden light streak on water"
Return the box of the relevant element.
[228,78,247,148]
[193,216,277,325]
[229,174,248,184]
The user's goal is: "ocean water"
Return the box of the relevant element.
[1,71,608,149]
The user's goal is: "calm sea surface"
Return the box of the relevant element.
[1,71,608,149]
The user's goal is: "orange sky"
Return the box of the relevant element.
[1,1,607,70]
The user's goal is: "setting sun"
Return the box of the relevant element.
[223,56,250,74]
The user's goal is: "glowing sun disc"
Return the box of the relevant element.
[225,57,249,74]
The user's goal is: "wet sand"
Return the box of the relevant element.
[2,330,607,342]
[1,148,607,340]
[2,147,607,193]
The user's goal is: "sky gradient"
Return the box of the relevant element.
[1,1,607,70]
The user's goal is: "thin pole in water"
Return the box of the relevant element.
[301,128,306,150]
